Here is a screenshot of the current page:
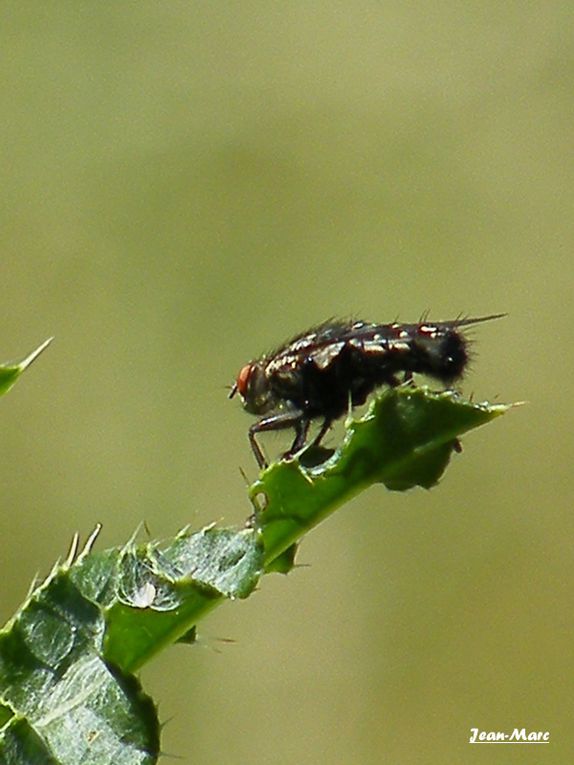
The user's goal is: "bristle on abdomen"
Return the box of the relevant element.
[441,313,507,329]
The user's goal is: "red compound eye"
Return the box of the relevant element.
[236,363,252,397]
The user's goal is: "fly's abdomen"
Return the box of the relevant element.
[395,324,469,382]
[345,322,469,385]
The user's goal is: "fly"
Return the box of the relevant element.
[229,314,504,469]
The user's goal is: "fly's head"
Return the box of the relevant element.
[229,360,278,414]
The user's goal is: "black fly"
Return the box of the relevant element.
[229,315,504,469]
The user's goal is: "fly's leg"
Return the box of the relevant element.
[312,417,332,448]
[248,408,306,469]
[284,417,311,459]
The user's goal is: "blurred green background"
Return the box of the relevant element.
[1,3,572,763]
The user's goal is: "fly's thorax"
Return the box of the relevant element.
[236,360,278,414]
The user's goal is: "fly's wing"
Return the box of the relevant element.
[266,320,393,374]
[265,314,505,374]
[338,314,505,367]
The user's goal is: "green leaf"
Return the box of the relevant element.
[0,525,264,763]
[0,339,53,398]
[100,525,264,672]
[0,385,508,763]
[0,546,160,764]
[253,386,508,564]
